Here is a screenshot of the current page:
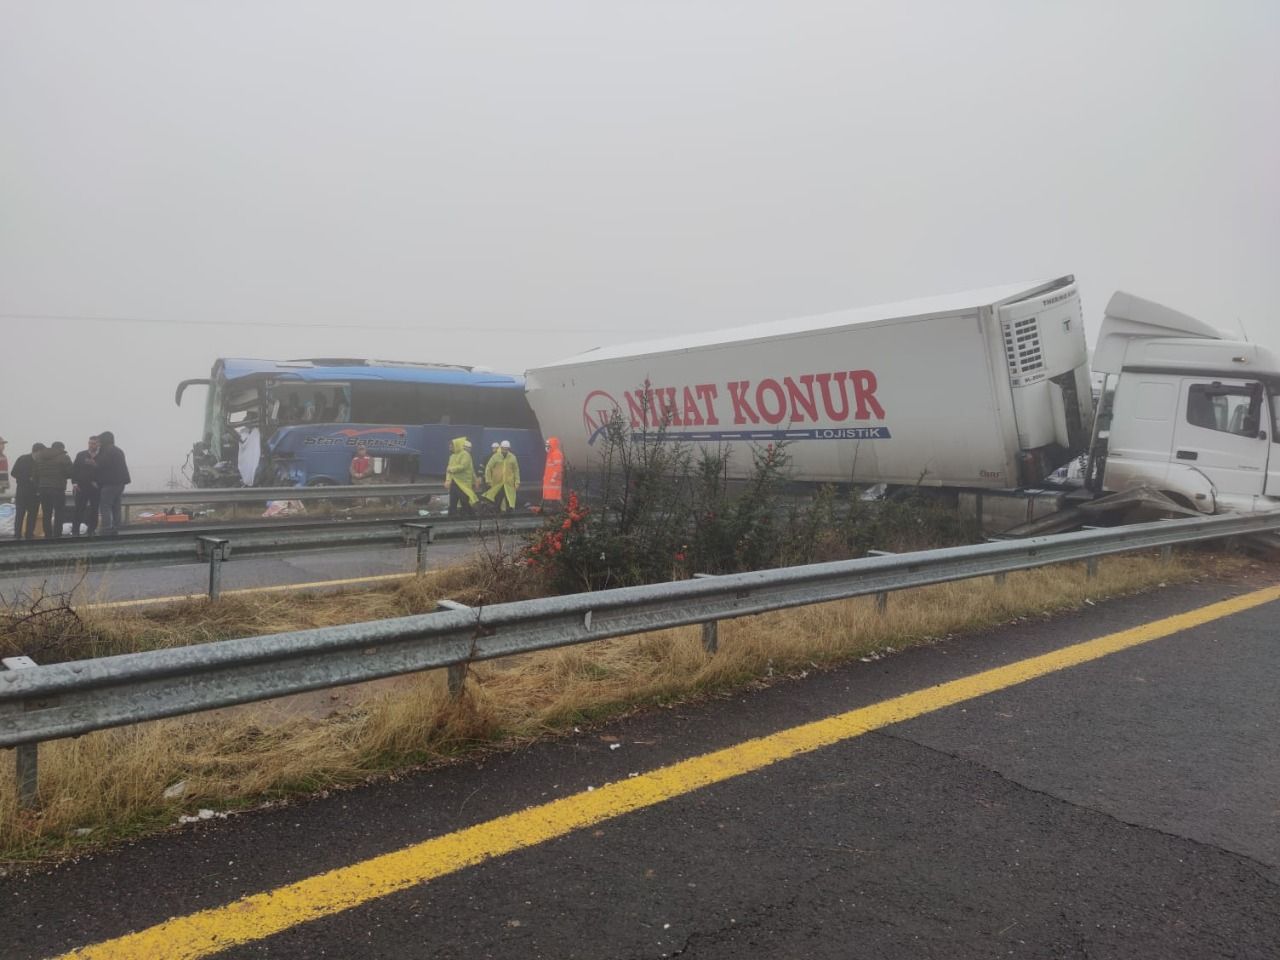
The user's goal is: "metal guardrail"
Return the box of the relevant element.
[0,512,439,547]
[0,515,541,586]
[118,482,438,506]
[0,514,535,576]
[0,482,439,509]
[1,510,1277,806]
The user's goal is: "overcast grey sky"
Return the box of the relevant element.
[2,1,1277,485]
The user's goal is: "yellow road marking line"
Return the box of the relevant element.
[54,584,1280,960]
[81,574,416,611]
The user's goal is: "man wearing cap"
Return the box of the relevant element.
[484,440,521,512]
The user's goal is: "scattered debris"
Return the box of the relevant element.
[177,808,227,825]
[162,780,189,800]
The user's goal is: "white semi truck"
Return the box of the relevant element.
[1089,291,1280,515]
[525,276,1280,520]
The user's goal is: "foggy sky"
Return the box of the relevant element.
[3,1,1277,485]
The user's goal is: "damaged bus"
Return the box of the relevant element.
[175,358,543,489]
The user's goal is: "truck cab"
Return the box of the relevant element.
[1090,292,1280,514]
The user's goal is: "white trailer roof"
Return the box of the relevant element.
[537,276,1073,369]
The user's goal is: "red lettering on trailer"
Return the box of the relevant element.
[624,391,649,429]
[784,375,819,422]
[728,381,759,424]
[660,386,682,426]
[815,372,850,420]
[850,370,885,420]
[681,386,705,426]
[596,368,884,440]
[695,384,720,425]
[756,379,787,424]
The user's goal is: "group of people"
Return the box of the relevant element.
[443,436,563,517]
[1,432,131,539]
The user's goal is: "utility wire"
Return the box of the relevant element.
[0,312,601,334]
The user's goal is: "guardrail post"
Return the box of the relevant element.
[983,537,1009,584]
[867,550,895,613]
[1085,556,1099,579]
[401,523,435,575]
[436,599,471,694]
[692,574,719,653]
[3,656,39,808]
[1161,544,1173,563]
[196,537,231,600]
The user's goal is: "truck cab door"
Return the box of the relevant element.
[1266,391,1280,499]
[1172,378,1268,509]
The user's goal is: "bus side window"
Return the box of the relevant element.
[351,382,417,423]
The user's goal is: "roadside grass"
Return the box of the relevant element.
[1,551,535,664]
[0,551,1243,865]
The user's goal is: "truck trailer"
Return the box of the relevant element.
[526,276,1095,493]
[527,277,1280,524]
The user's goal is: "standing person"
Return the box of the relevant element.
[483,441,502,493]
[483,440,520,512]
[349,444,373,483]
[11,443,41,539]
[541,436,564,509]
[34,441,73,538]
[444,437,479,517]
[95,430,132,536]
[71,435,101,536]
[0,435,8,495]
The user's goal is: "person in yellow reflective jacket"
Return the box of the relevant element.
[484,439,520,511]
[483,442,502,491]
[445,437,479,517]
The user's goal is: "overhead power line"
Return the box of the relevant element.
[0,312,601,334]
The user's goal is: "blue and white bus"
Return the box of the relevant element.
[176,358,544,491]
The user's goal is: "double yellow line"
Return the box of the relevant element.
[55,584,1280,960]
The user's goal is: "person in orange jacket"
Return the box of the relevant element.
[541,436,563,507]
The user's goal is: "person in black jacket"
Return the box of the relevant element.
[33,441,73,538]
[71,435,100,536]
[11,443,41,539]
[95,430,131,536]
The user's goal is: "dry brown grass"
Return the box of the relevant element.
[0,551,1245,865]
[3,550,537,664]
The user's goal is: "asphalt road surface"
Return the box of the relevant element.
[0,539,484,605]
[4,578,1278,959]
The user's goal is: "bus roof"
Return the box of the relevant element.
[218,358,525,388]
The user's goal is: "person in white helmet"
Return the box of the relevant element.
[484,439,520,511]
[483,441,502,494]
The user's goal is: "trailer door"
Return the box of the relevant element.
[1171,379,1268,502]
